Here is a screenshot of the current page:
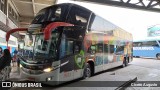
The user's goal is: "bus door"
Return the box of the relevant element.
[59,32,74,81]
[71,27,85,79]
[103,44,110,70]
[114,45,125,63]
[107,44,115,68]
[73,41,84,79]
[94,43,104,73]
[66,5,91,79]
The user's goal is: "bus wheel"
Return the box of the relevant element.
[83,63,91,79]
[156,54,160,60]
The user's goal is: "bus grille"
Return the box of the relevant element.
[21,67,43,75]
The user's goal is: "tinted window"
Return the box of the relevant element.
[32,8,46,23]
[32,5,66,24]
[48,7,62,21]
[134,41,159,47]
[49,33,60,58]
[104,44,109,53]
[66,6,91,27]
[96,44,103,53]
[142,41,159,47]
[116,46,124,53]
[90,15,117,32]
[63,27,85,40]
[133,42,142,47]
[109,45,114,53]
[60,30,74,58]
[90,16,104,31]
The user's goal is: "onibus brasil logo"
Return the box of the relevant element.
[2,82,42,88]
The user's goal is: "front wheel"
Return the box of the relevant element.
[83,63,91,79]
[156,54,160,60]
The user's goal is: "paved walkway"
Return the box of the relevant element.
[10,63,20,79]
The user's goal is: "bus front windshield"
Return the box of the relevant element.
[34,34,49,56]
[34,32,60,59]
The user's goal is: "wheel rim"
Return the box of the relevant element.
[86,68,91,77]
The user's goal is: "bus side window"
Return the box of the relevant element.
[42,41,48,51]
[104,44,109,53]
[88,45,96,54]
[152,44,159,47]
[152,41,159,47]
[142,41,158,47]
[96,44,103,53]
[49,37,57,58]
[49,42,55,57]
[66,6,90,27]
[138,43,141,47]
[116,46,124,54]
[60,34,74,58]
[109,45,114,53]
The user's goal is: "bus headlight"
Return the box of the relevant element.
[20,64,23,68]
[43,68,53,72]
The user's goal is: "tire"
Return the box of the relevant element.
[83,63,91,79]
[156,54,160,60]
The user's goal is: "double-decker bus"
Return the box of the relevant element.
[133,39,160,59]
[6,3,133,85]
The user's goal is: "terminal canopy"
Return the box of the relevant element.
[73,0,160,12]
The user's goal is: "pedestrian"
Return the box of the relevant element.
[0,47,3,57]
[16,49,21,74]
[0,49,12,81]
[12,48,18,67]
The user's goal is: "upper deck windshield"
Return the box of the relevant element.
[31,5,64,24]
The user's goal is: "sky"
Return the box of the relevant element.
[57,0,160,41]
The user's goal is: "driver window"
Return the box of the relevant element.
[49,33,59,58]
[42,41,48,51]
[49,37,56,57]
[49,42,55,57]
[60,33,74,58]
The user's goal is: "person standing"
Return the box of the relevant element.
[12,49,18,67]
[0,47,3,57]
[16,49,21,74]
[0,49,12,81]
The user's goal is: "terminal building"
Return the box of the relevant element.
[0,0,18,53]
[0,0,57,54]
